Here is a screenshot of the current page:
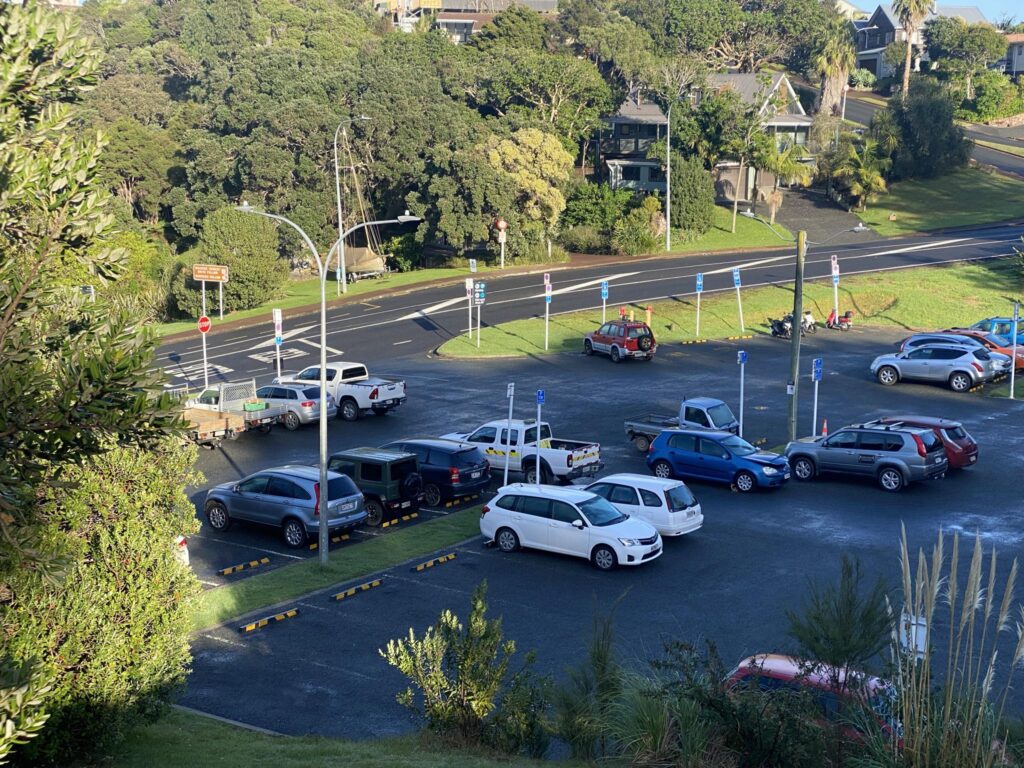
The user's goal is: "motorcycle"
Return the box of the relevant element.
[826,309,854,331]
[801,310,817,335]
[769,316,793,339]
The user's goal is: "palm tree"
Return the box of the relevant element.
[811,15,856,118]
[835,138,891,211]
[754,140,813,224]
[892,0,931,99]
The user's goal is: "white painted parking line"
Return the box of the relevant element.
[306,659,377,682]
[393,339,412,345]
[198,633,249,649]
[298,338,345,356]
[191,534,305,560]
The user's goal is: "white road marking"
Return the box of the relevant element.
[248,348,308,364]
[397,295,468,321]
[198,633,249,649]
[251,325,318,349]
[192,534,304,560]
[165,362,234,380]
[298,338,344,356]
[392,339,412,346]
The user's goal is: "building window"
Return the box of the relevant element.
[649,167,666,182]
[622,166,642,181]
[619,124,634,137]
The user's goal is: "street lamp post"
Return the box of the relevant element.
[333,116,370,296]
[236,203,420,565]
[665,101,672,252]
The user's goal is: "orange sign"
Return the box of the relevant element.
[192,264,230,283]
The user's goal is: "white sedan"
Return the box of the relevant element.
[585,474,703,537]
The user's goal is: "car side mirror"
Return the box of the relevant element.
[572,519,585,530]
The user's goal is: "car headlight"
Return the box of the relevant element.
[618,538,639,547]
[761,466,779,476]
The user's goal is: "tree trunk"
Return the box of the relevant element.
[965,71,974,101]
[731,158,745,234]
[902,30,913,100]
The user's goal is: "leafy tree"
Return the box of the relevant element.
[888,78,970,179]
[482,128,574,231]
[811,13,856,117]
[612,198,660,255]
[883,39,908,79]
[670,154,716,235]
[835,138,891,210]
[674,89,746,169]
[892,0,931,97]
[470,6,551,52]
[576,14,656,103]
[754,140,811,224]
[925,17,1009,99]
[562,182,634,231]
[98,119,180,224]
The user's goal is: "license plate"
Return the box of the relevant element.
[471,471,482,479]
[401,501,411,508]
[969,455,976,463]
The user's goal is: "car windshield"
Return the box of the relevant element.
[982,334,1007,347]
[707,403,735,427]
[666,485,697,511]
[721,435,757,456]
[579,496,627,527]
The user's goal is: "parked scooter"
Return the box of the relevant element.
[801,310,817,335]
[769,316,793,339]
[826,309,854,331]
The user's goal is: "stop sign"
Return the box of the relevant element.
[495,217,508,231]
[198,316,212,334]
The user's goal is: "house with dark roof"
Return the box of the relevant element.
[435,12,496,43]
[599,100,671,193]
[855,4,988,78]
[999,33,1024,79]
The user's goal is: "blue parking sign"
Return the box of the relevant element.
[275,335,282,346]
[536,389,545,405]
[600,280,609,300]
[737,350,747,365]
[732,268,741,288]
[696,273,703,293]
[812,357,823,381]
[832,274,839,286]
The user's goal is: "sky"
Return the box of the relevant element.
[851,0,1019,25]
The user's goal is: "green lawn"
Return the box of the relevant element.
[437,259,1022,359]
[193,507,481,631]
[154,267,499,338]
[666,205,793,254]
[855,169,1024,237]
[113,708,577,768]
[974,139,1024,159]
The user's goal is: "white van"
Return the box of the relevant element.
[480,484,662,571]
[585,474,703,537]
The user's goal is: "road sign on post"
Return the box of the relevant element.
[504,383,515,486]
[695,273,704,338]
[198,315,211,389]
[192,264,229,283]
[732,268,745,332]
[737,350,747,437]
[600,280,609,322]
[474,281,486,348]
[812,357,823,436]
[496,218,508,269]
[469,258,478,273]
[544,283,552,351]
[534,390,544,488]
[272,308,283,378]
[831,255,840,321]
[198,316,211,334]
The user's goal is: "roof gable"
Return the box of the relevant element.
[706,72,806,117]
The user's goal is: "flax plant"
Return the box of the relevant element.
[879,526,1024,768]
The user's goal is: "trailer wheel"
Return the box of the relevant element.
[258,423,273,434]
[632,434,651,452]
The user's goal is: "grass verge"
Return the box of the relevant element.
[114,708,574,768]
[974,139,1024,159]
[855,168,1024,237]
[192,507,481,631]
[437,259,1022,358]
[666,206,793,254]
[153,267,499,338]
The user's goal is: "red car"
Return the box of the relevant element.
[943,328,1024,370]
[871,415,978,469]
[726,654,901,741]
[584,320,657,362]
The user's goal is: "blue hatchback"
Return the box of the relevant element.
[646,430,790,493]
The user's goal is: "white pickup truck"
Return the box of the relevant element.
[442,418,602,485]
[274,361,406,422]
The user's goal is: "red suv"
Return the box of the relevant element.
[584,321,657,362]
[871,415,978,469]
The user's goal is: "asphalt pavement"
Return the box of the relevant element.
[181,329,1024,740]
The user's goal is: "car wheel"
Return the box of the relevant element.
[365,499,384,527]
[205,501,230,531]
[592,545,617,571]
[496,527,519,553]
[340,399,360,421]
[948,372,972,392]
[876,366,899,386]
[584,339,593,356]
[281,517,307,548]
[610,346,621,363]
[878,467,905,492]
[734,470,757,493]
[792,457,815,481]
[633,434,651,453]
[524,464,549,485]
[652,460,673,479]
[258,423,273,434]
[423,483,442,507]
[283,412,301,431]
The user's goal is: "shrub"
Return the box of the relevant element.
[382,232,422,272]
[562,181,634,231]
[612,206,658,256]
[558,225,609,254]
[849,68,877,89]
[2,442,203,766]
[670,154,715,236]
[380,581,549,756]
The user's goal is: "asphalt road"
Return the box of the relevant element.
[158,223,1024,392]
[181,329,1024,739]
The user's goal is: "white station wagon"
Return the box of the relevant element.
[480,484,662,571]
[585,474,703,537]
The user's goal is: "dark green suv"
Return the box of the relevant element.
[326,448,424,526]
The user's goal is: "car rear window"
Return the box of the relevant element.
[666,485,696,511]
[918,430,943,452]
[452,448,485,468]
[944,426,966,440]
[391,459,418,481]
[328,476,359,499]
[972,349,991,360]
[523,424,553,443]
[302,387,322,399]
[627,325,651,338]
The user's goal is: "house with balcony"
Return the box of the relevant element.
[998,33,1024,79]
[378,0,557,32]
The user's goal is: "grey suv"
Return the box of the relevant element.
[784,424,948,492]
[204,465,366,547]
[870,345,998,392]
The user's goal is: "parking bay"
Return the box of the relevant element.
[183,330,1024,737]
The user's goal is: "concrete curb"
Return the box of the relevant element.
[171,704,285,737]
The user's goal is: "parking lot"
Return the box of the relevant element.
[181,328,1024,738]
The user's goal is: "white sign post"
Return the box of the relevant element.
[504,383,515,487]
[1011,302,1019,400]
[474,281,486,348]
[831,255,840,321]
[732,268,744,332]
[273,308,283,379]
[812,357,823,436]
[544,281,552,351]
[600,281,609,322]
[197,315,211,389]
[695,273,704,337]
[465,278,473,340]
[535,389,544,488]
[737,350,747,437]
[496,218,508,270]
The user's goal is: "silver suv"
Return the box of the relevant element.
[870,344,999,392]
[255,384,337,431]
[784,424,948,492]
[204,465,366,547]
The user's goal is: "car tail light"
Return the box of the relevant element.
[971,362,983,373]
[449,466,460,483]
[648,442,654,454]
[912,434,927,458]
[369,387,379,400]
[566,453,573,468]
[301,400,315,407]
[481,504,490,517]
[313,482,321,516]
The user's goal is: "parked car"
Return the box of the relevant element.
[899,333,1011,372]
[585,474,703,537]
[868,416,978,469]
[480,484,662,571]
[326,448,424,526]
[870,345,999,392]
[381,438,491,507]
[624,397,739,452]
[204,466,366,548]
[726,654,901,741]
[442,418,602,484]
[274,361,406,421]
[646,430,790,493]
[970,317,1024,345]
[942,328,1024,370]
[785,422,947,492]
[254,384,337,430]
[584,320,657,362]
